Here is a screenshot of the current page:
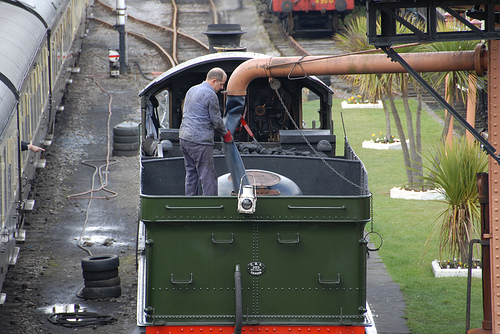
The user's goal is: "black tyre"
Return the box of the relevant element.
[81,254,119,272]
[113,149,139,157]
[81,285,121,299]
[85,276,121,287]
[113,134,139,144]
[113,142,140,151]
[82,268,118,280]
[113,121,139,136]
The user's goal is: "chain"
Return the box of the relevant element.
[370,193,374,233]
[272,85,381,250]
[272,85,369,192]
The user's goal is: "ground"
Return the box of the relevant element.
[0,18,156,334]
[0,2,278,333]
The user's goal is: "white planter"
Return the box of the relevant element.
[362,140,405,150]
[341,100,383,109]
[390,187,445,200]
[432,259,482,278]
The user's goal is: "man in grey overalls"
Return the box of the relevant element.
[179,67,233,196]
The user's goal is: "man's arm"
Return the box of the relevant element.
[208,94,228,136]
[21,141,45,152]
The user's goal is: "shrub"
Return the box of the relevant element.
[421,137,488,264]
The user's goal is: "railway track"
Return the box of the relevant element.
[93,0,216,71]
[93,0,353,94]
[259,5,460,122]
[258,4,344,58]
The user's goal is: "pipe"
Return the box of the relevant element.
[223,48,487,192]
[116,0,127,74]
[234,264,242,334]
[225,49,487,96]
[466,238,487,332]
[468,173,492,333]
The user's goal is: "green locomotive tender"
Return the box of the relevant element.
[137,52,371,334]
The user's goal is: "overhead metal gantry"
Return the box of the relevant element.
[366,1,500,334]
[367,1,500,46]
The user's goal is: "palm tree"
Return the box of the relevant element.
[333,16,393,144]
[391,41,426,185]
[335,14,424,187]
[422,21,487,143]
[421,137,487,264]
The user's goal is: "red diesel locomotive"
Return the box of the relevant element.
[269,0,355,35]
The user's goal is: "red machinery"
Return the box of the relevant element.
[270,0,355,35]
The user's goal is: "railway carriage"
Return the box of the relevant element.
[137,52,372,333]
[0,0,92,301]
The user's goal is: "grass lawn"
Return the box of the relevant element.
[303,98,484,333]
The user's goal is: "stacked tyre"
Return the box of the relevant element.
[113,121,139,156]
[80,254,121,299]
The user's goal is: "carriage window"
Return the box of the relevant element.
[301,88,320,129]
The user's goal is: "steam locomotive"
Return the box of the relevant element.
[137,51,371,333]
[265,0,355,35]
[0,0,92,302]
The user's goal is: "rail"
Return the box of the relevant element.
[94,0,210,68]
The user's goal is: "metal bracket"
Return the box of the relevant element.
[212,233,234,244]
[318,273,341,285]
[287,56,308,80]
[277,233,300,244]
[170,273,193,284]
[380,46,500,164]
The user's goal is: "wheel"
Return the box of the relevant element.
[82,268,119,280]
[85,276,121,287]
[81,285,121,299]
[81,254,119,272]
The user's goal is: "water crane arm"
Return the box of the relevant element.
[380,45,499,164]
[223,48,490,191]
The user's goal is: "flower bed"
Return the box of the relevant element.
[362,139,403,150]
[341,100,383,109]
[390,187,445,200]
[431,259,481,278]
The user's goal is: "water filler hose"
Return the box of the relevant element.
[224,95,249,193]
